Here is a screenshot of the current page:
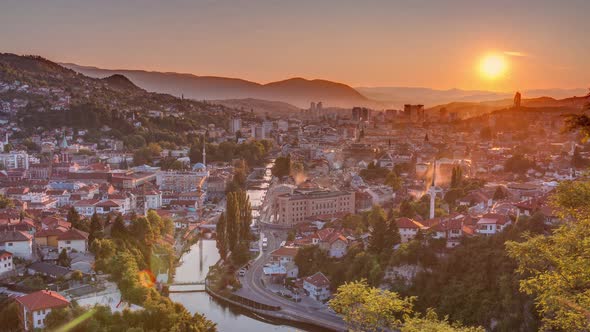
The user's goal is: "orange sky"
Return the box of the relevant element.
[1,0,588,91]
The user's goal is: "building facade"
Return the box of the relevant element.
[275,190,355,226]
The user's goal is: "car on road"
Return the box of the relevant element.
[238,268,246,277]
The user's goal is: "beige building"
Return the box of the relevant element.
[156,171,207,192]
[275,190,355,226]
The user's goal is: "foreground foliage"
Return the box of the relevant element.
[46,302,215,332]
[52,211,216,331]
[329,280,484,332]
[506,179,590,331]
[507,218,590,331]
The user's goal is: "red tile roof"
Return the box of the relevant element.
[57,228,89,241]
[477,213,509,225]
[396,217,424,229]
[304,272,330,288]
[96,200,121,208]
[270,246,299,258]
[73,199,100,206]
[16,290,70,312]
[0,230,33,242]
[0,250,13,259]
[36,228,66,237]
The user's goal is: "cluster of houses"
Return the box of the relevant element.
[258,184,558,303]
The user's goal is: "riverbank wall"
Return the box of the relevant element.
[205,281,341,331]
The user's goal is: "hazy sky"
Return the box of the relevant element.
[1,0,589,91]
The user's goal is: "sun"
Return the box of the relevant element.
[479,54,507,79]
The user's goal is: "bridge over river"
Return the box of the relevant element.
[168,240,208,293]
[168,282,206,293]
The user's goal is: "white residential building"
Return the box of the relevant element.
[73,199,100,217]
[16,290,70,331]
[396,218,426,243]
[0,231,33,260]
[476,213,512,235]
[0,150,29,169]
[303,272,331,302]
[57,229,89,253]
[144,190,163,210]
[0,250,14,275]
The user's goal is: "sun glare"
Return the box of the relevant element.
[479,54,507,79]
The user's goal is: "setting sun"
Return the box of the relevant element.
[479,54,508,79]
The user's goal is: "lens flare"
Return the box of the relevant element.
[138,269,156,288]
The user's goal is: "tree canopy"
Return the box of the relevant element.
[506,179,590,331]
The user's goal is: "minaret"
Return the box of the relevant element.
[202,144,206,167]
[428,160,437,219]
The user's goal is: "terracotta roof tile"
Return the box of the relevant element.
[16,290,70,312]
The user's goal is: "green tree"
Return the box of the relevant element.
[88,213,104,245]
[403,309,485,332]
[68,207,86,232]
[132,216,155,246]
[550,179,590,220]
[294,245,329,277]
[507,217,590,331]
[147,210,164,235]
[385,217,401,250]
[0,195,14,209]
[287,229,296,241]
[217,191,252,264]
[329,279,414,332]
[0,302,20,332]
[444,188,464,208]
[162,217,175,236]
[368,206,388,254]
[399,199,415,218]
[572,146,588,168]
[493,186,507,201]
[216,212,228,259]
[71,270,83,281]
[450,166,463,188]
[57,248,71,267]
[111,213,127,238]
[385,171,402,191]
[504,154,535,174]
[91,238,116,271]
[271,154,291,178]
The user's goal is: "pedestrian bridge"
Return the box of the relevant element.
[168,281,206,293]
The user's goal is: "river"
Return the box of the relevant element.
[170,240,318,332]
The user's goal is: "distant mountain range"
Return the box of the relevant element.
[62,63,371,109]
[426,95,590,119]
[62,62,587,112]
[357,86,589,108]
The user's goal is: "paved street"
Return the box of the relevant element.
[236,227,346,331]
